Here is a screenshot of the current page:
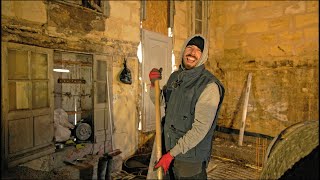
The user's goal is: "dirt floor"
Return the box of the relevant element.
[2,159,260,180]
[1,132,266,180]
[2,122,318,179]
[2,166,70,180]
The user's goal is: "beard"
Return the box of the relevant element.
[183,55,199,69]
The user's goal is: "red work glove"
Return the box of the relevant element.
[154,152,174,174]
[149,68,162,87]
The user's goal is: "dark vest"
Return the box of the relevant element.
[162,64,225,163]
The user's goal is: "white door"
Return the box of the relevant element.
[93,54,113,151]
[142,29,172,132]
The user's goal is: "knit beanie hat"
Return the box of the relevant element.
[186,36,204,52]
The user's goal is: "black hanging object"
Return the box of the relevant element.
[119,58,132,84]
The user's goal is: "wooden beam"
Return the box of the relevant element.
[239,73,252,146]
[154,79,163,179]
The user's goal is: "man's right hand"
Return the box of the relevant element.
[149,68,162,87]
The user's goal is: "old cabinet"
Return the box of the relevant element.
[1,42,55,167]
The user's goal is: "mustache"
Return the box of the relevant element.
[186,54,197,59]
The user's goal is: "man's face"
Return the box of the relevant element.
[182,45,202,70]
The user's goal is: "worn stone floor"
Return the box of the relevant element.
[2,156,261,180]
[1,133,265,179]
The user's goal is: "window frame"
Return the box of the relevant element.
[7,47,51,111]
[191,0,209,38]
[54,0,110,17]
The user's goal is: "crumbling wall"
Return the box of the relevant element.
[207,1,319,137]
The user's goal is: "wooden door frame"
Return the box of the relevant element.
[2,42,9,170]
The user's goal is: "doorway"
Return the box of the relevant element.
[141,29,172,132]
[53,50,94,143]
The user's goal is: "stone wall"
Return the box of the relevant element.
[1,0,141,159]
[208,1,319,137]
[142,1,168,35]
[172,1,191,69]
[2,0,318,163]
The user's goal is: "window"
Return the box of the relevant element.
[8,49,49,110]
[59,0,110,16]
[82,0,103,13]
[192,0,209,37]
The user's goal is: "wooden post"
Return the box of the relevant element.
[238,73,252,146]
[154,80,163,179]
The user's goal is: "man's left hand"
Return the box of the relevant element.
[154,152,174,174]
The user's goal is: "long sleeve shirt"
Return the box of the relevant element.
[149,82,220,157]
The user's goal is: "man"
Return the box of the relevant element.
[149,34,225,179]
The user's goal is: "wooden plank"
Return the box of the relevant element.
[7,110,33,121]
[154,80,163,179]
[8,145,55,168]
[2,42,9,170]
[53,59,92,66]
[34,115,54,146]
[80,66,93,111]
[239,73,252,146]
[8,118,33,154]
[32,81,49,108]
[94,109,106,132]
[16,82,30,109]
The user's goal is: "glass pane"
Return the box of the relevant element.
[195,1,202,20]
[9,81,30,110]
[195,20,202,34]
[33,81,48,108]
[32,52,48,79]
[97,82,106,103]
[8,49,29,80]
[97,60,106,81]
